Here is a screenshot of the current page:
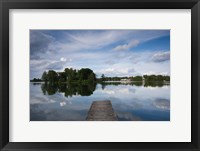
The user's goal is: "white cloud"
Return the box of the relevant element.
[159,72,169,75]
[60,57,67,62]
[113,40,139,51]
[46,61,65,70]
[66,30,131,49]
[97,67,136,77]
[143,71,169,76]
[151,51,170,62]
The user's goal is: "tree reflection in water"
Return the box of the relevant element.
[41,82,97,97]
[41,81,169,97]
[101,81,168,88]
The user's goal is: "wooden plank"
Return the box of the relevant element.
[86,100,118,121]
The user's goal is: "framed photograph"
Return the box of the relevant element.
[0,0,200,150]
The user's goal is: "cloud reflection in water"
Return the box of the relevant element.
[30,82,170,121]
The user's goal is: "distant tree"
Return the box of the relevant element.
[78,68,94,81]
[64,68,76,82]
[58,72,66,84]
[41,71,48,82]
[64,68,70,82]
[157,75,163,81]
[88,73,96,83]
[30,78,42,82]
[101,74,105,81]
[163,75,170,81]
[131,76,143,81]
[143,75,170,82]
[47,70,58,84]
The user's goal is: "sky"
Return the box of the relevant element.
[30,30,170,79]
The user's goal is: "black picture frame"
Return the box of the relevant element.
[0,0,200,150]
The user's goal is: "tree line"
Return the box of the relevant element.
[39,68,96,84]
[99,74,170,82]
[30,68,170,83]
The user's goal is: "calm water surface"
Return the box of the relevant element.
[30,82,170,121]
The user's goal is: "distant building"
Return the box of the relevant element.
[120,79,131,82]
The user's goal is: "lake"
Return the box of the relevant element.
[30,82,170,121]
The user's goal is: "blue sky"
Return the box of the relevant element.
[30,30,170,79]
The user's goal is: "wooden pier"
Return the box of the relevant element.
[86,100,118,121]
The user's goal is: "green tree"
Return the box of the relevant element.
[101,74,105,81]
[78,68,94,81]
[88,73,96,83]
[64,68,70,82]
[47,70,58,84]
[131,76,143,81]
[58,72,66,84]
[41,71,48,82]
[143,75,170,82]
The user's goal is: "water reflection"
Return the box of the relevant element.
[30,82,170,121]
[40,82,168,97]
[41,83,97,97]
